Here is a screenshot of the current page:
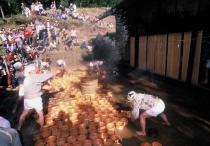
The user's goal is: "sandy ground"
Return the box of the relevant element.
[0,67,210,146]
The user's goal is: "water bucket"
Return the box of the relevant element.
[80,77,98,95]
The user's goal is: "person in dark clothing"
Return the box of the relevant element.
[65,39,73,51]
[80,40,87,49]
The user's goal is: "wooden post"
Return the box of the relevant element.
[0,7,5,19]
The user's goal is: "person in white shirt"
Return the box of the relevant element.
[71,28,76,39]
[38,2,43,13]
[25,7,31,17]
[34,3,40,15]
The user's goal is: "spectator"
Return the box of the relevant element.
[34,3,40,15]
[55,13,61,20]
[73,3,77,12]
[40,62,51,73]
[55,28,61,46]
[65,38,73,51]
[48,40,58,51]
[38,2,43,13]
[31,2,35,15]
[80,40,87,49]
[41,9,47,16]
[31,30,38,47]
[23,28,31,45]
[24,6,31,17]
[72,38,79,46]
[71,27,77,39]
[59,4,65,13]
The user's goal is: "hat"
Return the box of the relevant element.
[57,60,63,65]
[99,61,103,65]
[13,62,22,70]
[127,91,136,100]
[24,64,36,76]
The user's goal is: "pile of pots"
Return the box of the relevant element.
[33,73,129,146]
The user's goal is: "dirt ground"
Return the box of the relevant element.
[0,66,210,146]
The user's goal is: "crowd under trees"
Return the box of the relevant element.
[0,0,121,17]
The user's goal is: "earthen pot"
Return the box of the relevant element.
[46,135,56,143]
[83,140,92,146]
[61,131,69,139]
[120,118,128,126]
[88,127,97,133]
[106,123,115,130]
[79,128,88,135]
[93,138,103,145]
[52,129,62,138]
[72,141,82,146]
[89,133,98,140]
[103,139,114,146]
[34,139,46,146]
[99,132,108,139]
[41,130,51,138]
[110,134,120,142]
[33,130,42,141]
[60,124,69,132]
[55,137,66,146]
[112,142,122,146]
[67,135,77,144]
[98,127,106,133]
[77,134,87,142]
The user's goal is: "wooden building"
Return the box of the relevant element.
[98,0,210,92]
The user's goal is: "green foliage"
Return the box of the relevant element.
[60,0,70,7]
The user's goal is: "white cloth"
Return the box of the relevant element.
[24,97,43,110]
[146,99,165,117]
[13,62,22,70]
[18,84,24,96]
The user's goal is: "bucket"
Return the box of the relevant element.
[80,77,98,95]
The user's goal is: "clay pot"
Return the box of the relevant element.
[61,124,69,132]
[41,130,51,138]
[120,118,128,126]
[98,132,108,139]
[77,134,87,142]
[61,131,69,139]
[97,127,106,133]
[67,136,77,144]
[72,141,82,146]
[70,129,78,137]
[46,136,56,143]
[88,122,97,128]
[140,142,152,146]
[78,123,86,129]
[52,129,62,138]
[98,122,106,128]
[33,130,42,141]
[106,123,115,130]
[78,128,88,135]
[50,125,58,131]
[40,126,49,132]
[103,139,114,146]
[83,140,92,146]
[89,133,98,140]
[88,127,97,133]
[107,129,115,135]
[110,134,120,142]
[56,138,66,146]
[105,118,112,124]
[93,138,103,145]
[35,139,46,146]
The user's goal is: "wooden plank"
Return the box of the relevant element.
[191,31,202,84]
[167,33,182,79]
[155,34,167,75]
[146,35,156,71]
[181,32,192,81]
[130,37,135,67]
[138,36,147,69]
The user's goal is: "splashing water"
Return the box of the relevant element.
[93,9,128,82]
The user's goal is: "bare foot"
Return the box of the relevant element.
[136,131,146,136]
[162,122,170,126]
